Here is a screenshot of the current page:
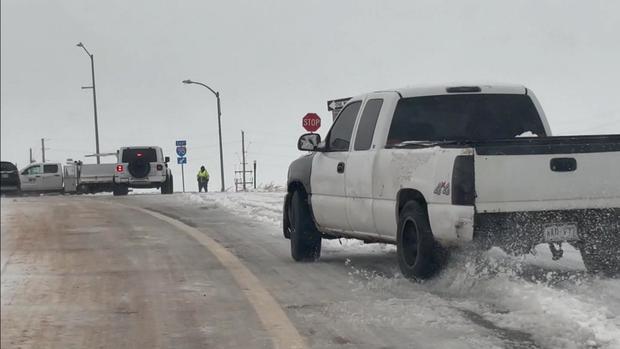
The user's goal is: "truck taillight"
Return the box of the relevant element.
[116,165,124,173]
[452,155,475,205]
[156,164,163,171]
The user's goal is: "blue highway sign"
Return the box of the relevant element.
[176,140,187,146]
[176,146,187,157]
[177,157,187,165]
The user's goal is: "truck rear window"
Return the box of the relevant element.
[44,164,59,174]
[387,94,546,144]
[121,148,158,163]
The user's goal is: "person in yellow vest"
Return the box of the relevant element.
[197,166,210,192]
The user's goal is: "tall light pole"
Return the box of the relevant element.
[76,42,101,164]
[182,79,225,192]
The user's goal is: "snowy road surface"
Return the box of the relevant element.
[1,192,618,348]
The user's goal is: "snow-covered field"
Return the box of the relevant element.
[170,191,619,348]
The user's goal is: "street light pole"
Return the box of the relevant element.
[76,42,101,164]
[182,79,226,192]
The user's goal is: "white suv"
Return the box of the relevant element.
[113,146,173,196]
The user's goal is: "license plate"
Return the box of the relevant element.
[544,223,578,242]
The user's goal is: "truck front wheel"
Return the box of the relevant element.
[288,190,321,261]
[397,201,444,280]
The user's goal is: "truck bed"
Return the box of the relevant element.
[79,164,116,184]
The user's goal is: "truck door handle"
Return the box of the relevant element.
[550,158,577,172]
[337,162,345,173]
[53,174,61,177]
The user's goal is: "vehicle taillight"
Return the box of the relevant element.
[156,164,163,171]
[451,155,475,205]
[116,165,124,173]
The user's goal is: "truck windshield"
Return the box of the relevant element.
[122,148,158,163]
[387,94,546,145]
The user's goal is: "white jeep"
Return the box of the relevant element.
[113,146,173,196]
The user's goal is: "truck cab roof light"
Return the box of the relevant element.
[446,86,481,93]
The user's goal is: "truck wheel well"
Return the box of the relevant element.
[397,189,428,218]
[288,182,307,196]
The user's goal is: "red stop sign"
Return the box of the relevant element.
[302,113,321,132]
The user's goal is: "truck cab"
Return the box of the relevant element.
[19,163,64,192]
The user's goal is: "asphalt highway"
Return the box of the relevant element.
[1,194,617,348]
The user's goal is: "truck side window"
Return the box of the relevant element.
[354,99,383,151]
[44,164,59,174]
[327,101,361,152]
[22,166,42,175]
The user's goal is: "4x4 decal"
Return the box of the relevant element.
[433,181,450,196]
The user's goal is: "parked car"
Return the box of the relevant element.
[0,161,21,194]
[284,84,620,278]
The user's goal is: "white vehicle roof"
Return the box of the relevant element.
[120,146,162,149]
[353,83,527,100]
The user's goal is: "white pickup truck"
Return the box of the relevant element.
[283,84,620,279]
[18,161,118,194]
[19,162,65,192]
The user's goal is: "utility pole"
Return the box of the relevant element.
[241,130,246,191]
[77,42,101,164]
[29,148,34,163]
[253,160,257,189]
[41,138,46,163]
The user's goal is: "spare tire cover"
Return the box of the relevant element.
[128,158,151,178]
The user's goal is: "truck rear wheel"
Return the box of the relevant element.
[397,201,444,280]
[288,190,321,261]
[77,184,89,194]
[161,175,173,194]
[579,228,620,276]
[113,184,128,196]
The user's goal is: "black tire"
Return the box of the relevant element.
[161,174,173,194]
[288,190,321,261]
[128,158,151,178]
[113,184,128,196]
[77,184,89,194]
[579,228,620,277]
[397,201,444,280]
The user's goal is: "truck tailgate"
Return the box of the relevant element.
[473,136,620,213]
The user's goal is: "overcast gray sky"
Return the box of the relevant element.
[2,0,619,191]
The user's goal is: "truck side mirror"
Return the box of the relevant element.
[165,156,170,163]
[298,133,321,151]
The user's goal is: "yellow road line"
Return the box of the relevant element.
[132,206,308,349]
